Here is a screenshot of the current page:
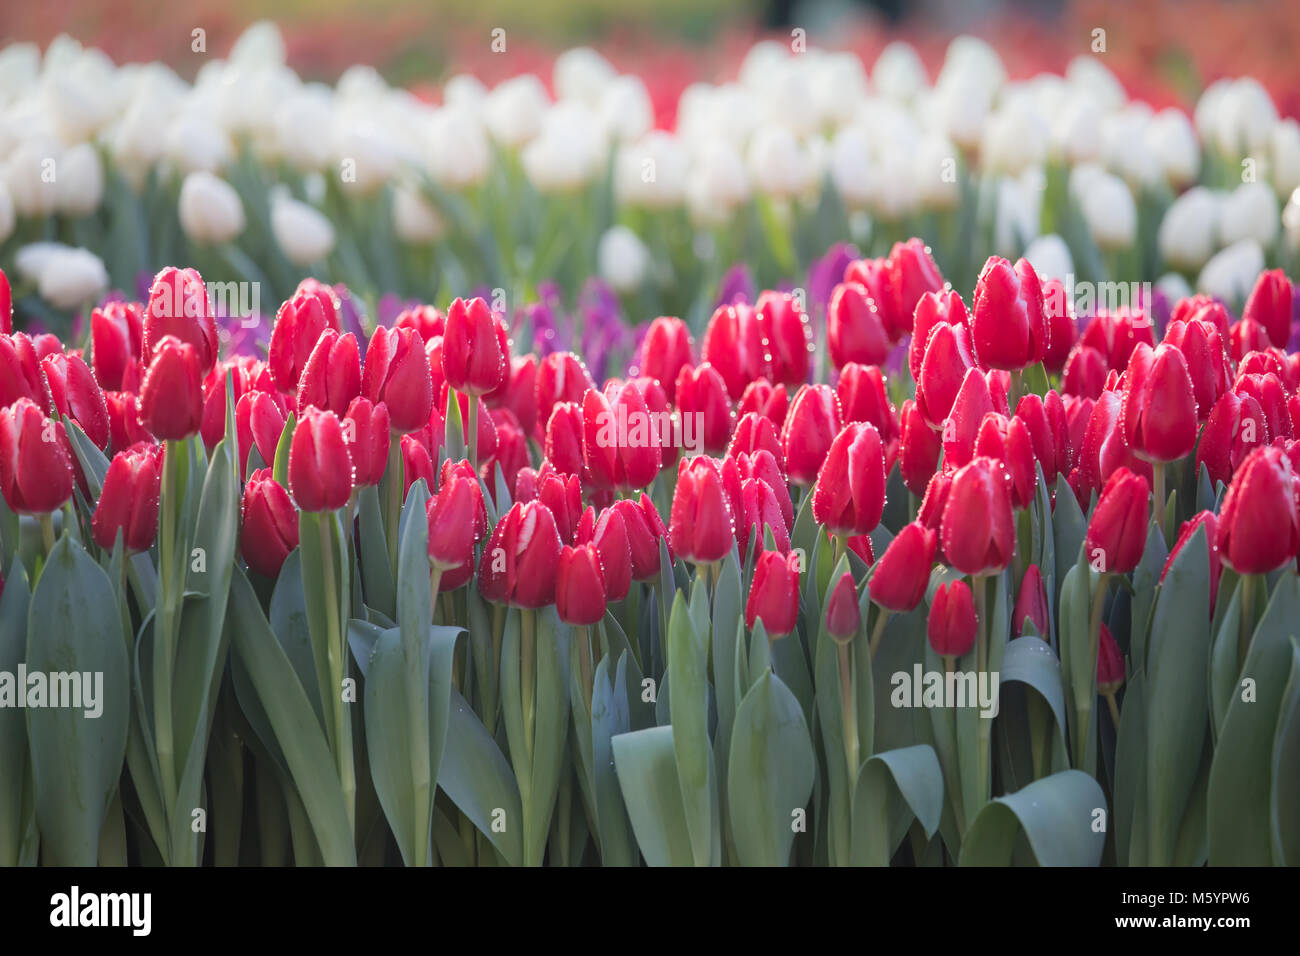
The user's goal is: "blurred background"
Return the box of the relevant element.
[2,0,1297,117]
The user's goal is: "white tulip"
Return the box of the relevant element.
[1283,188,1300,250]
[929,76,993,150]
[0,43,40,107]
[164,111,234,174]
[808,52,869,126]
[392,184,445,243]
[1196,238,1264,304]
[993,173,1041,257]
[270,191,335,265]
[1154,272,1193,306]
[55,143,103,217]
[1066,56,1126,112]
[30,245,108,310]
[597,226,650,293]
[1023,234,1074,283]
[554,47,616,106]
[1271,119,1300,198]
[1194,79,1231,144]
[521,102,605,193]
[1158,187,1220,270]
[615,131,689,208]
[1218,181,1279,248]
[746,125,813,200]
[761,59,819,137]
[872,42,927,102]
[912,134,960,211]
[275,85,334,171]
[685,139,749,226]
[1050,94,1103,164]
[738,40,790,92]
[1206,78,1276,156]
[444,74,487,111]
[484,75,549,148]
[828,125,874,208]
[427,107,490,188]
[1100,106,1160,189]
[1143,108,1200,187]
[0,180,13,243]
[332,119,399,195]
[1079,171,1137,250]
[179,171,245,244]
[3,138,60,216]
[43,46,119,142]
[982,102,1048,176]
[229,21,287,68]
[938,36,1005,101]
[336,64,388,104]
[598,76,653,144]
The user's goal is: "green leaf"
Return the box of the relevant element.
[272,412,296,487]
[667,589,718,866]
[1270,638,1300,865]
[1000,636,1069,754]
[1112,670,1147,866]
[959,770,1107,866]
[25,535,130,865]
[611,726,695,866]
[850,745,944,865]
[438,687,523,866]
[590,651,638,866]
[0,564,36,865]
[356,484,395,620]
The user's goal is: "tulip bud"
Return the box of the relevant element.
[782,384,843,486]
[1120,343,1198,463]
[674,363,733,454]
[888,239,945,339]
[235,389,287,475]
[555,543,608,626]
[178,171,246,245]
[476,500,564,608]
[269,286,337,393]
[90,442,161,553]
[1241,268,1293,349]
[1084,467,1149,574]
[898,398,941,496]
[828,282,890,369]
[1096,622,1124,694]
[427,471,479,571]
[916,320,975,426]
[107,391,152,450]
[90,300,144,392]
[1195,390,1269,486]
[728,411,783,465]
[971,256,1047,370]
[1041,278,1077,373]
[1062,343,1108,399]
[1012,564,1050,636]
[746,549,800,637]
[869,521,937,612]
[614,493,672,580]
[669,457,735,564]
[755,290,812,386]
[139,336,204,441]
[837,363,895,439]
[578,506,632,602]
[297,329,361,418]
[701,303,769,401]
[638,316,694,401]
[1161,318,1229,420]
[400,434,435,500]
[940,457,1016,576]
[738,475,791,557]
[342,397,390,487]
[143,267,218,374]
[363,325,433,433]
[1080,308,1155,372]
[1216,445,1300,574]
[537,469,583,544]
[42,352,110,450]
[845,257,904,341]
[443,297,509,396]
[487,354,539,437]
[0,397,75,514]
[825,572,862,643]
[535,352,595,424]
[1160,511,1221,613]
[288,408,353,512]
[738,378,789,428]
[909,289,967,383]
[943,367,997,469]
[1233,371,1291,442]
[928,580,977,659]
[241,468,299,578]
[812,422,885,536]
[544,401,586,479]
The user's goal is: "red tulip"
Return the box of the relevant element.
[268,284,338,392]
[756,290,812,386]
[143,267,218,373]
[297,329,361,418]
[41,352,110,450]
[1097,622,1124,693]
[343,397,390,487]
[544,401,586,479]
[584,381,662,490]
[1160,511,1221,612]
[92,443,161,552]
[674,363,733,454]
[738,378,789,428]
[942,367,997,469]
[241,468,299,578]
[971,256,1046,370]
[701,303,770,401]
[1084,467,1149,574]
[577,506,632,602]
[487,354,539,437]
[738,475,791,556]
[844,256,903,341]
[1232,372,1291,442]
[837,363,895,440]
[556,544,607,625]
[928,580,977,659]
[400,434,435,499]
[1216,445,1300,574]
[288,408,353,512]
[669,457,735,564]
[1012,565,1050,636]
[198,358,254,451]
[439,458,488,539]
[825,572,861,641]
[887,239,944,340]
[728,411,783,465]
[613,492,672,580]
[139,336,204,441]
[1242,269,1294,349]
[484,408,529,500]
[828,282,890,369]
[638,316,694,401]
[1120,343,1197,463]
[735,448,791,528]
[940,457,1015,576]
[898,399,940,496]
[1196,390,1269,487]
[1161,318,1229,420]
[813,422,885,536]
[107,391,152,450]
[746,549,801,637]
[869,521,937,612]
[90,301,144,392]
[0,333,51,409]
[1012,391,1064,487]
[973,413,1036,508]
[1080,308,1155,372]
[363,325,433,433]
[427,470,480,570]
[916,320,975,427]
[535,352,595,423]
[476,500,564,608]
[393,304,445,342]
[1041,278,1077,373]
[235,389,287,475]
[443,296,509,396]
[537,469,583,544]
[1061,344,1108,399]
[782,384,842,486]
[0,398,74,514]
[0,267,9,334]
[909,289,967,383]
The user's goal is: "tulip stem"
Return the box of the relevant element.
[973,575,991,815]
[1008,369,1023,413]
[868,607,891,660]
[384,435,402,574]
[38,513,55,556]
[521,608,536,762]
[1151,462,1166,542]
[320,513,356,835]
[576,625,594,705]
[155,440,182,836]
[467,390,479,474]
[837,641,859,780]
[1238,573,1258,673]
[1104,690,1122,729]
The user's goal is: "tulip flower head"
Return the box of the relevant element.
[746,549,801,638]
[928,580,977,660]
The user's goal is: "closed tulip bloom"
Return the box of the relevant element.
[0,268,9,334]
[343,397,390,487]
[0,398,74,514]
[909,289,968,383]
[0,333,50,409]
[756,290,812,386]
[537,469,584,544]
[887,239,945,340]
[443,296,509,396]
[139,336,203,441]
[916,320,975,427]
[942,367,997,469]
[392,305,445,342]
[363,325,433,433]
[1242,268,1294,349]
[613,492,672,580]
[1041,278,1077,374]
[739,476,791,557]
[556,544,607,625]
[825,572,862,643]
[1233,372,1291,442]
[844,256,903,341]
[268,286,338,392]
[746,549,801,637]
[1230,317,1274,364]
[828,282,890,369]
[735,448,792,528]
[674,363,733,454]
[535,352,595,423]
[400,434,435,499]
[1120,343,1198,463]
[439,459,489,539]
[544,401,586,479]
[638,316,694,402]
[427,472,479,570]
[1061,344,1108,399]
[1012,564,1050,636]
[928,580,977,659]
[1080,308,1155,372]
[1238,349,1287,381]
[813,422,885,536]
[235,389,287,475]
[1012,392,1062,486]
[107,391,152,450]
[297,329,361,418]
[41,352,110,450]
[241,468,299,578]
[971,256,1046,370]
[90,300,144,392]
[1216,445,1300,574]
[585,381,662,489]
[869,521,937,612]
[1085,467,1150,574]
[486,409,531,502]
[940,457,1016,576]
[1096,622,1124,694]
[727,411,783,465]
[701,303,770,400]
[577,506,632,602]
[738,378,789,428]
[288,408,353,512]
[974,412,1036,508]
[1171,295,1230,339]
[669,457,735,564]
[143,267,218,373]
[898,399,941,496]
[91,443,161,552]
[476,500,564,608]
[487,354,538,437]
[1160,511,1222,613]
[198,359,254,451]
[1196,390,1269,486]
[782,384,843,486]
[1161,318,1229,420]
[837,363,896,440]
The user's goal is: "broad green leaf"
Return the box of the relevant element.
[438,687,523,866]
[667,590,718,866]
[959,770,1106,866]
[611,726,695,867]
[1270,638,1300,866]
[0,564,35,865]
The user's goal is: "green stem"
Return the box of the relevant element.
[576,624,593,706]
[521,608,536,762]
[867,607,891,660]
[1008,368,1023,413]
[320,513,355,834]
[1237,573,1257,673]
[1079,573,1110,769]
[466,390,479,474]
[972,575,991,817]
[837,641,859,781]
[38,513,55,556]
[1151,461,1166,543]
[155,440,181,831]
[384,435,402,575]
